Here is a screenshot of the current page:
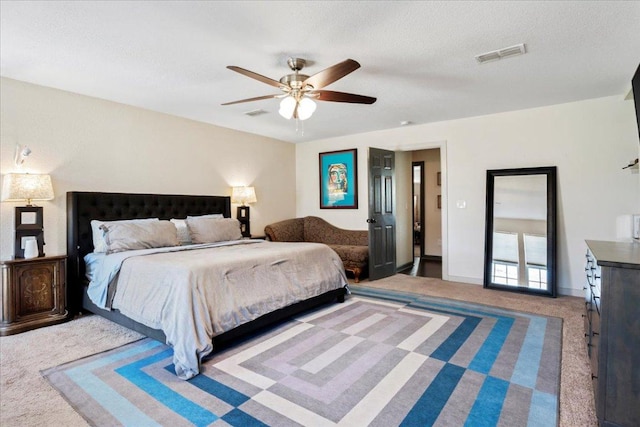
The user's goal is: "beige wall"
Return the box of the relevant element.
[296,95,640,296]
[0,77,297,260]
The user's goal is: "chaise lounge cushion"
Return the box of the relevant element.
[264,216,368,282]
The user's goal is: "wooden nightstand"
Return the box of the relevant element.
[0,255,68,336]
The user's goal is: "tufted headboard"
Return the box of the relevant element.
[66,191,231,314]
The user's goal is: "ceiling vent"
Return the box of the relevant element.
[475,43,526,64]
[243,109,268,117]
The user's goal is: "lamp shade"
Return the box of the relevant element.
[1,173,54,205]
[297,97,317,120]
[279,96,296,120]
[231,186,257,206]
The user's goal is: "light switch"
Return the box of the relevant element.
[456,200,466,209]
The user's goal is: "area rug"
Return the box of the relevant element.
[42,286,561,426]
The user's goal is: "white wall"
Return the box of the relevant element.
[296,95,640,296]
[0,78,297,260]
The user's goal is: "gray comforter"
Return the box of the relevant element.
[89,240,348,379]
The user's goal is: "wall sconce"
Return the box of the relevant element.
[1,173,54,258]
[14,145,32,167]
[231,186,257,238]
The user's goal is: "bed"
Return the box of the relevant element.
[66,191,348,379]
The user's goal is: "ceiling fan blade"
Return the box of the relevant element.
[302,59,361,89]
[221,94,280,106]
[314,90,377,104]
[227,66,283,89]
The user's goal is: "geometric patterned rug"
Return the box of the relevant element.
[42,286,561,426]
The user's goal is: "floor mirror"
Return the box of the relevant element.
[483,166,557,297]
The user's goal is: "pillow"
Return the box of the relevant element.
[186,217,242,243]
[171,214,224,245]
[91,218,158,253]
[170,219,192,245]
[100,220,179,254]
[186,213,224,220]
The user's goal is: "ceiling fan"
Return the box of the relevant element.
[222,58,376,120]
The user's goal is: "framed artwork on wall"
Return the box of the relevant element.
[319,149,358,209]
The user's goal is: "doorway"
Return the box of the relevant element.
[403,148,442,279]
[412,162,425,258]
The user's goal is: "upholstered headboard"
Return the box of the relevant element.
[66,191,231,314]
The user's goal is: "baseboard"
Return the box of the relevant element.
[396,262,414,273]
[558,286,583,297]
[445,275,484,285]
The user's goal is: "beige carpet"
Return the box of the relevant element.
[0,275,596,426]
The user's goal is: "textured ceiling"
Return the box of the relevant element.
[1,1,639,143]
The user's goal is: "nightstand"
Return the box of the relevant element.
[0,255,68,336]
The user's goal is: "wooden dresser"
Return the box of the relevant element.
[0,255,68,336]
[584,240,640,427]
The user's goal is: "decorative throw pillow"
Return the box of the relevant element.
[100,220,179,254]
[186,217,242,243]
[172,214,224,245]
[170,219,192,245]
[91,218,158,253]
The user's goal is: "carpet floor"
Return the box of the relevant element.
[0,275,597,426]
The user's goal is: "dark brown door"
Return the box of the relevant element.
[368,147,396,280]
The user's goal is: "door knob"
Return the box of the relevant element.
[366,218,377,223]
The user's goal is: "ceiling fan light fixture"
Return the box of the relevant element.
[297,97,317,120]
[279,96,296,119]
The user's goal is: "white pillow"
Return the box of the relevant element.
[101,220,179,254]
[186,217,242,243]
[171,214,224,245]
[186,213,224,220]
[91,218,158,253]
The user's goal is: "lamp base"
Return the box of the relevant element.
[237,206,251,238]
[14,206,45,259]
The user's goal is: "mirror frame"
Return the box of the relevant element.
[483,166,557,297]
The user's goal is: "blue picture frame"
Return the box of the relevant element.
[319,149,358,209]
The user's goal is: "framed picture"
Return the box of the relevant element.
[319,149,358,209]
[14,229,45,258]
[15,206,43,230]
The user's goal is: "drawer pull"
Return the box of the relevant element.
[592,374,598,380]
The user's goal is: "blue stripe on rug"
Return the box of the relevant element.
[511,317,547,388]
[400,363,466,426]
[464,375,509,427]
[115,348,218,427]
[430,316,481,362]
[164,364,251,408]
[468,316,515,374]
[65,339,164,427]
[222,408,269,427]
[528,389,558,426]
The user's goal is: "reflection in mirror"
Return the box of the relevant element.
[484,167,557,297]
